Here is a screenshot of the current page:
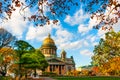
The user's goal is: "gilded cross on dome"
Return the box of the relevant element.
[48,33,51,38]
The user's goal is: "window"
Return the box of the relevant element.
[62,65,64,69]
[50,65,52,72]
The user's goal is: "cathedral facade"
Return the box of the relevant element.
[40,34,75,75]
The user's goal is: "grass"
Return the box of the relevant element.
[1,76,120,80]
[0,76,12,80]
[53,76,120,80]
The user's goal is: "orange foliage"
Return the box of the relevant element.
[15,0,21,7]
[4,56,12,63]
[91,0,120,30]
[0,47,15,64]
[100,57,120,75]
[0,47,14,56]
[81,69,89,76]
[66,70,80,76]
[92,66,99,74]
[71,70,80,76]
[8,64,18,73]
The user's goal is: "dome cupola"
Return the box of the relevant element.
[40,34,57,57]
[43,33,55,46]
[61,49,66,61]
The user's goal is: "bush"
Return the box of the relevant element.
[80,70,89,76]
[42,72,58,77]
[0,76,12,80]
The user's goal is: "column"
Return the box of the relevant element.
[52,49,53,55]
[50,49,52,55]
[49,49,51,54]
[50,65,52,72]
[59,65,61,75]
[58,65,59,75]
[62,65,65,75]
[47,66,50,72]
[45,49,46,54]
[51,65,53,72]
[43,49,44,54]
[53,65,55,72]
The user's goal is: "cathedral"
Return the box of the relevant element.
[40,34,75,75]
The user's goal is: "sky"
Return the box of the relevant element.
[1,0,120,68]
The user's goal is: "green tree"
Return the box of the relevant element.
[92,31,120,75]
[14,40,35,80]
[92,31,120,66]
[21,50,48,77]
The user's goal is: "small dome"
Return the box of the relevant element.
[43,34,55,45]
[61,49,66,54]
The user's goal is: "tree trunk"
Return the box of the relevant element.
[25,70,27,79]
[34,68,37,77]
[18,54,22,80]
[0,65,7,76]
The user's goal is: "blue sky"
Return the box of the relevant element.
[1,0,120,68]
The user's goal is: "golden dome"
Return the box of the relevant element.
[43,34,55,45]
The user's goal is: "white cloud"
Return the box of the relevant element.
[26,25,52,41]
[54,27,75,49]
[90,36,96,42]
[83,41,89,47]
[83,34,99,47]
[64,8,93,35]
[2,11,26,38]
[64,8,90,26]
[58,40,82,50]
[80,49,93,56]
[55,28,73,43]
[93,42,98,46]
[78,24,92,33]
[88,17,101,29]
[1,2,31,39]
[26,20,61,41]
[78,24,88,33]
[97,27,109,39]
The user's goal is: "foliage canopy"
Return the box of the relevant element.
[0,0,78,26]
[92,31,120,66]
[92,31,120,75]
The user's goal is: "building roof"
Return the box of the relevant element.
[46,57,75,65]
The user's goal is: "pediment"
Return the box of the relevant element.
[47,58,63,63]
